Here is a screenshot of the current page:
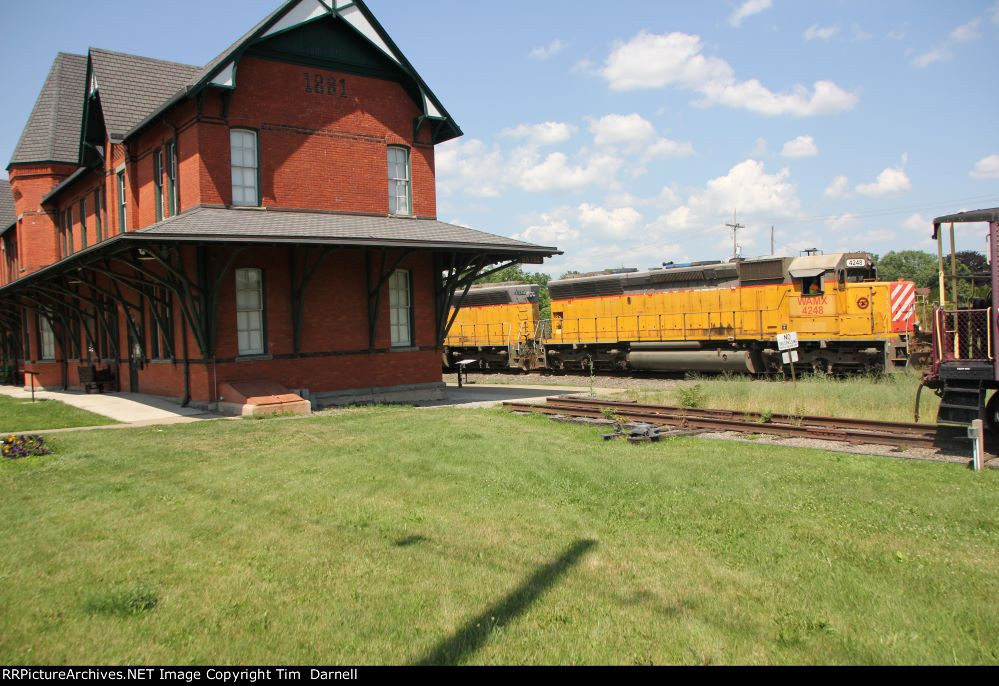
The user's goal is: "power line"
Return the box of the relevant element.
[755,192,999,228]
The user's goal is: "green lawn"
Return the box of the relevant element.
[0,394,117,433]
[1,407,997,665]
[619,372,942,425]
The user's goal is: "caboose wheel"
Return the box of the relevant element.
[986,392,999,434]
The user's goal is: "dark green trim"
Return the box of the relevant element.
[79,198,88,249]
[116,169,126,234]
[166,141,178,217]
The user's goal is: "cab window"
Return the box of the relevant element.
[845,268,876,283]
[800,276,824,296]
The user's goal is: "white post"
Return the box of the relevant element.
[969,419,985,472]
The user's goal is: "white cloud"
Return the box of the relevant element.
[729,0,773,28]
[804,24,839,41]
[436,138,505,198]
[577,203,643,238]
[513,211,579,245]
[690,159,800,216]
[529,39,566,61]
[855,166,912,197]
[824,175,850,199]
[517,151,623,193]
[913,47,951,68]
[780,135,819,158]
[826,213,860,230]
[600,31,858,117]
[751,137,768,157]
[970,154,999,180]
[645,137,696,159]
[649,159,801,245]
[902,213,929,232]
[589,113,694,159]
[589,113,657,146]
[851,24,874,41]
[950,19,982,42]
[501,121,576,146]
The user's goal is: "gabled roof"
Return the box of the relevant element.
[0,180,16,232]
[87,49,201,141]
[122,0,461,143]
[8,53,88,168]
[135,207,559,256]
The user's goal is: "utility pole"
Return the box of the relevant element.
[725,210,745,260]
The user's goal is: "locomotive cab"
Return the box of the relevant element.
[922,208,999,431]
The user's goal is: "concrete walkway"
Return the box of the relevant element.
[0,385,223,432]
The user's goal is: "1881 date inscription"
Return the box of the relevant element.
[304,72,348,98]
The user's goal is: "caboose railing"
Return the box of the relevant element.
[934,308,992,363]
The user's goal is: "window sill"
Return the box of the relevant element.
[390,346,419,353]
[236,354,272,363]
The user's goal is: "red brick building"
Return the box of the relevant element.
[0,0,558,412]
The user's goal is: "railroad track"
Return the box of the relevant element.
[502,396,953,450]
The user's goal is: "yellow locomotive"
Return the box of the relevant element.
[445,252,917,375]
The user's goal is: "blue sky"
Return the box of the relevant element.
[3,0,997,274]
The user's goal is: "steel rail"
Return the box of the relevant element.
[502,400,944,449]
[548,396,934,436]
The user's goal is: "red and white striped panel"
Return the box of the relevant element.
[890,281,917,332]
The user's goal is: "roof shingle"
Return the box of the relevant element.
[137,207,559,254]
[9,53,88,167]
[89,49,202,140]
[0,180,16,230]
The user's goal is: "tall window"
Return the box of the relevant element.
[39,315,55,360]
[79,198,87,248]
[389,269,412,348]
[153,149,163,222]
[235,268,265,356]
[64,207,74,256]
[166,141,178,216]
[117,169,127,233]
[230,130,259,207]
[94,187,103,242]
[388,147,411,216]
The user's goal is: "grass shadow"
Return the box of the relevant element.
[414,539,597,666]
[395,535,430,548]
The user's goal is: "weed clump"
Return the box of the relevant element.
[82,585,159,618]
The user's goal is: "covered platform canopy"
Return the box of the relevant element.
[0,207,560,367]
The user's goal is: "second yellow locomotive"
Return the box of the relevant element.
[445,252,917,375]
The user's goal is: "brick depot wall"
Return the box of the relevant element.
[194,56,436,217]
[6,163,77,273]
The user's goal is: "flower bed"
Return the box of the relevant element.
[2,435,52,459]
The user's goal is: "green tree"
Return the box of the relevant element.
[877,251,939,289]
